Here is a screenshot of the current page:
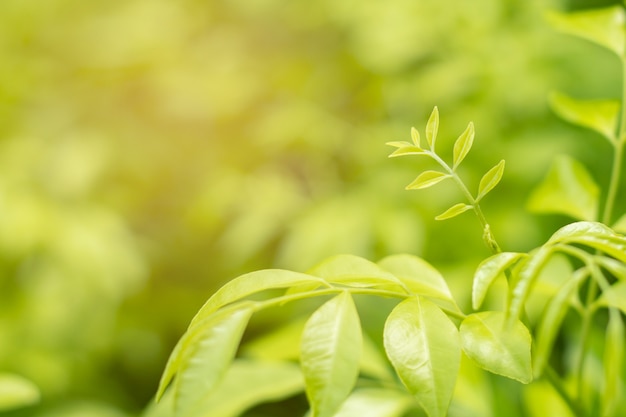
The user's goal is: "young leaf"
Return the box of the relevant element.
[460,312,532,383]
[301,292,362,417]
[613,213,626,234]
[411,127,421,148]
[597,282,626,314]
[388,146,428,158]
[472,252,526,310]
[333,388,415,417]
[406,171,451,190]
[452,122,475,169]
[425,106,439,151]
[435,203,473,221]
[549,92,619,143]
[533,271,585,376]
[602,310,624,417]
[477,160,505,201]
[527,155,599,221]
[170,305,254,415]
[384,297,460,417]
[0,374,40,412]
[546,6,626,57]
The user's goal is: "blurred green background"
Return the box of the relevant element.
[0,0,622,415]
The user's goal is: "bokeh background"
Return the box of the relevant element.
[0,0,622,415]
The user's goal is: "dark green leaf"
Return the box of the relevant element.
[301,292,362,417]
[453,122,475,169]
[406,171,451,190]
[384,297,460,417]
[477,160,505,201]
[460,312,532,383]
[473,252,526,310]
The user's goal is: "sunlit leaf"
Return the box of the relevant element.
[333,388,415,417]
[613,213,626,234]
[384,297,460,417]
[308,254,408,292]
[547,222,626,262]
[460,312,532,383]
[301,292,362,417]
[602,310,624,417]
[595,256,626,281]
[546,6,626,56]
[425,107,439,151]
[533,270,585,376]
[508,246,554,324]
[0,374,40,411]
[411,127,422,148]
[527,156,599,221]
[548,221,615,243]
[598,282,626,313]
[549,92,619,142]
[477,160,505,201]
[435,203,473,221]
[386,141,414,148]
[165,305,254,415]
[453,122,475,169]
[388,146,428,157]
[472,252,526,310]
[406,171,451,190]
[189,270,325,325]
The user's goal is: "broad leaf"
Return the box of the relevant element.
[477,160,505,201]
[546,6,626,56]
[453,122,475,169]
[473,252,526,310]
[0,374,40,412]
[158,305,253,413]
[549,92,619,142]
[547,221,615,243]
[602,310,624,417]
[425,107,439,151]
[562,235,626,263]
[527,155,599,221]
[460,312,532,383]
[333,388,415,417]
[411,127,422,147]
[384,297,460,417]
[435,203,473,221]
[190,269,325,325]
[301,292,362,417]
[406,171,451,190]
[598,282,626,313]
[533,270,585,376]
[308,254,407,292]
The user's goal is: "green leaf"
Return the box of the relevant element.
[378,254,460,314]
[453,122,475,169]
[411,127,422,148]
[435,203,473,221]
[602,310,624,417]
[546,6,626,56]
[388,145,428,158]
[308,254,408,292]
[460,312,532,383]
[333,388,415,417]
[189,269,325,325]
[533,270,585,376]
[301,292,362,417]
[595,256,626,281]
[613,213,626,234]
[527,155,599,221]
[406,171,451,190]
[477,160,505,201]
[508,246,554,324]
[472,252,526,310]
[158,305,253,413]
[425,106,439,151]
[549,92,619,142]
[0,374,40,412]
[383,297,460,417]
[598,282,626,313]
[548,221,615,243]
[386,141,413,148]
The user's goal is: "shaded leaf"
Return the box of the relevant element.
[384,297,460,417]
[435,203,473,221]
[602,310,624,417]
[550,92,619,142]
[334,388,415,417]
[453,122,475,169]
[460,312,532,383]
[473,252,526,310]
[0,374,40,412]
[425,107,439,150]
[527,155,599,221]
[533,270,585,376]
[406,171,451,190]
[546,6,626,56]
[301,292,362,417]
[477,160,505,201]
